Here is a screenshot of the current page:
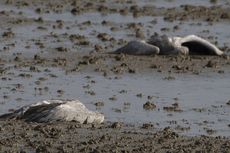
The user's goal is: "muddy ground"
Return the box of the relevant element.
[1,120,230,153]
[0,0,230,152]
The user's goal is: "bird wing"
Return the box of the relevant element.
[179,35,223,55]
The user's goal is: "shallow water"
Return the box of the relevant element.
[0,66,229,136]
[0,3,229,56]
[0,0,230,137]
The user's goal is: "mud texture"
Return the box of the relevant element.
[1,120,230,153]
[0,0,230,152]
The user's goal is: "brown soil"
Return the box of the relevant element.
[1,120,230,153]
[0,0,230,152]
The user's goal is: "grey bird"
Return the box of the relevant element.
[0,100,104,124]
[114,34,223,55]
[113,40,160,55]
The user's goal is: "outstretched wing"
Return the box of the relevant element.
[0,102,61,122]
[180,35,223,55]
[21,103,61,122]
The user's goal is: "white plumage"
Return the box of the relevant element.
[0,100,104,124]
[114,34,223,55]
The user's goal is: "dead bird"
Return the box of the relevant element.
[113,34,223,55]
[113,40,160,55]
[0,100,104,124]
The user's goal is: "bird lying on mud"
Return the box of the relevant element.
[0,100,104,124]
[113,34,223,55]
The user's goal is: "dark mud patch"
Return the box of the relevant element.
[0,120,230,153]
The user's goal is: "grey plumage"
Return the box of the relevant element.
[113,34,223,55]
[178,35,223,55]
[0,100,104,124]
[147,34,188,55]
[114,40,160,55]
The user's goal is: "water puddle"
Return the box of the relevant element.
[0,66,229,136]
[0,3,229,57]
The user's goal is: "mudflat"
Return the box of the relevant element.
[1,120,230,152]
[0,0,230,152]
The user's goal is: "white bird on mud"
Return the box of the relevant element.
[114,34,223,55]
[114,40,160,55]
[0,100,104,124]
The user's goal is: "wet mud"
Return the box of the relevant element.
[0,0,230,152]
[1,120,230,153]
